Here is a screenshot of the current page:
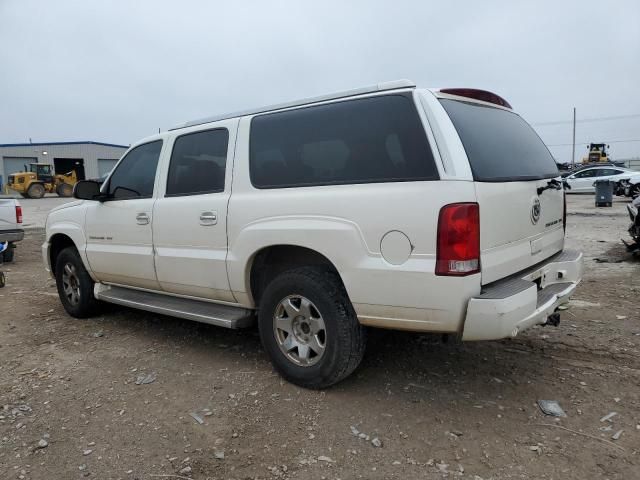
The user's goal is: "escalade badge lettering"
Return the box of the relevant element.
[531,197,541,225]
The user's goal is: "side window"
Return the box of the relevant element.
[107,140,162,200]
[249,94,438,188]
[574,169,596,178]
[596,168,615,176]
[166,129,229,197]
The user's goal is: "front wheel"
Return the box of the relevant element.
[54,247,101,318]
[27,183,45,199]
[258,267,366,389]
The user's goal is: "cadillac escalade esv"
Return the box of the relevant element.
[43,80,583,388]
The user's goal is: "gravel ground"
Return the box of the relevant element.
[0,194,638,480]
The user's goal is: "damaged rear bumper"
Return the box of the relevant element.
[462,249,583,341]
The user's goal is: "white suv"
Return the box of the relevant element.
[43,80,583,388]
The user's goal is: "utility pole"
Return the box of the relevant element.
[571,107,576,167]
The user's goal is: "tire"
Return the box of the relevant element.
[56,183,73,197]
[54,247,100,318]
[2,244,14,263]
[19,193,29,198]
[27,183,45,199]
[258,267,367,389]
[0,272,5,288]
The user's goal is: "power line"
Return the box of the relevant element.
[547,139,640,147]
[532,113,640,127]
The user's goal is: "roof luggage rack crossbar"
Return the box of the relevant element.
[171,79,416,130]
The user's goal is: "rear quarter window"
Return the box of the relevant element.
[441,99,559,182]
[249,94,438,188]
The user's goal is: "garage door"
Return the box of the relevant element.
[97,159,118,177]
[3,157,36,178]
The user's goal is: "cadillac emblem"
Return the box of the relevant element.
[531,197,541,225]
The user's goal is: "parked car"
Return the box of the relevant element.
[564,165,640,193]
[623,195,640,255]
[0,195,23,262]
[43,80,583,388]
[621,176,640,198]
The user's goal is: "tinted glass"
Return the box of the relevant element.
[441,99,559,182]
[250,94,438,188]
[166,129,229,196]
[597,168,618,176]
[108,140,162,199]
[574,169,597,178]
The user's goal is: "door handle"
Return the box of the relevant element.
[136,213,150,225]
[199,211,218,226]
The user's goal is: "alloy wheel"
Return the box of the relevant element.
[273,295,326,366]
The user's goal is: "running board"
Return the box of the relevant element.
[95,285,254,329]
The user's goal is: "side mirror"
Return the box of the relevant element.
[73,180,103,201]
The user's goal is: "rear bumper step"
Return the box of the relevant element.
[0,229,24,243]
[95,284,254,329]
[462,249,583,341]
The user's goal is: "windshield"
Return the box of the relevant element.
[441,99,559,182]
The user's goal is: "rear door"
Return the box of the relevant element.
[440,98,564,284]
[152,120,238,302]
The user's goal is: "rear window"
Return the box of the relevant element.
[441,99,559,182]
[250,94,438,188]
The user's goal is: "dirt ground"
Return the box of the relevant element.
[1,195,638,480]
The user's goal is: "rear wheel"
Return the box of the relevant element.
[2,244,14,263]
[56,183,73,197]
[258,267,366,389]
[54,247,100,318]
[27,183,45,199]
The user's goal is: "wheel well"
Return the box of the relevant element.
[249,245,340,305]
[49,234,76,275]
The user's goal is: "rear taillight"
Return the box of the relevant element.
[562,191,567,232]
[436,203,480,276]
[16,206,23,224]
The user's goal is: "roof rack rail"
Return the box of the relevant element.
[171,79,416,130]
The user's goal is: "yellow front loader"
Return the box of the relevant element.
[582,143,610,164]
[6,163,78,199]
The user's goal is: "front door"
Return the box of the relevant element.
[569,168,598,192]
[152,121,238,302]
[84,140,164,290]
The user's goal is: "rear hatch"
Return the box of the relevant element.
[440,98,564,284]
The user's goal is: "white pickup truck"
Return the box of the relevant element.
[0,195,23,262]
[43,80,583,388]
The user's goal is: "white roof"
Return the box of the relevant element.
[171,79,416,130]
